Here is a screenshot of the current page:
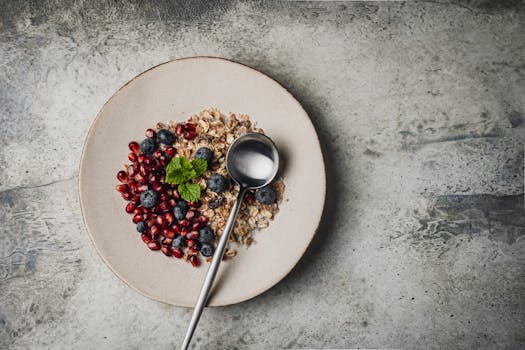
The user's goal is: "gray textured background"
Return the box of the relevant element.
[1,1,524,349]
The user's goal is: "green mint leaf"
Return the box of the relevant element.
[166,170,188,185]
[178,182,201,202]
[191,158,208,177]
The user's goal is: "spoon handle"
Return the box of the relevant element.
[181,188,246,350]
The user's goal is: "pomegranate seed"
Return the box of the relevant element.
[129,141,140,154]
[175,124,185,135]
[174,225,181,234]
[117,171,128,183]
[160,245,172,256]
[185,210,196,220]
[185,123,196,132]
[148,241,161,250]
[125,202,136,214]
[245,192,255,204]
[128,152,138,162]
[147,218,156,227]
[159,156,168,166]
[163,228,175,239]
[121,192,132,200]
[133,214,143,224]
[191,222,201,231]
[161,237,173,245]
[165,147,177,157]
[187,239,195,247]
[159,193,168,201]
[173,189,180,199]
[134,207,144,215]
[131,194,140,205]
[189,255,200,267]
[152,183,164,192]
[138,154,146,163]
[141,233,152,244]
[142,207,151,216]
[135,174,146,185]
[179,219,189,227]
[116,184,129,193]
[188,201,201,208]
[151,225,160,236]
[168,198,176,208]
[186,231,199,240]
[165,212,174,225]
[136,184,148,193]
[153,149,163,158]
[128,165,138,177]
[181,227,189,235]
[139,165,148,176]
[184,131,196,140]
[172,248,183,259]
[156,215,166,226]
[145,128,156,139]
[144,157,155,166]
[128,178,137,189]
[198,216,208,224]
[189,246,199,253]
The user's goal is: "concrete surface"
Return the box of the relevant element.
[1,1,524,349]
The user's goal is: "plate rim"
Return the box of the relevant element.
[79,56,326,307]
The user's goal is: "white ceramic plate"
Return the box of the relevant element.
[79,57,325,306]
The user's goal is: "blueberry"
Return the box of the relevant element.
[140,190,160,208]
[255,186,276,205]
[173,205,187,220]
[176,200,189,212]
[136,221,147,233]
[172,235,186,249]
[207,173,229,193]
[198,226,214,243]
[195,147,213,163]
[140,138,156,155]
[157,129,176,145]
[200,243,215,257]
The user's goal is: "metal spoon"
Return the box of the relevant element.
[181,133,280,350]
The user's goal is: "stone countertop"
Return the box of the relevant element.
[1,1,524,349]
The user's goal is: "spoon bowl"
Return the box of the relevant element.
[226,133,280,189]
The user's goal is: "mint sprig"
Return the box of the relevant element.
[165,156,208,202]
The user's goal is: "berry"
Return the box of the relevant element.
[140,190,160,208]
[173,205,187,220]
[140,138,157,155]
[157,129,176,145]
[172,235,186,249]
[136,221,147,233]
[176,200,189,211]
[207,174,228,193]
[195,147,213,163]
[200,243,214,257]
[255,186,276,205]
[198,226,214,243]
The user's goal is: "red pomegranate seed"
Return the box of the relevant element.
[151,224,160,236]
[175,123,185,135]
[165,147,177,157]
[185,210,196,220]
[189,255,200,267]
[198,216,208,224]
[128,152,138,162]
[189,246,199,253]
[172,248,183,259]
[181,227,189,235]
[185,123,196,132]
[156,215,166,226]
[116,184,129,193]
[179,219,189,227]
[133,214,143,224]
[159,193,168,201]
[121,192,132,200]
[144,157,155,166]
[168,198,176,208]
[184,131,196,140]
[159,156,168,166]
[187,239,195,247]
[131,194,140,205]
[173,225,181,234]
[161,237,173,245]
[145,128,156,139]
[117,171,128,183]
[139,165,148,176]
[141,233,152,244]
[153,149,163,158]
[165,212,174,225]
[129,141,140,154]
[136,185,148,194]
[125,202,136,214]
[127,165,138,177]
[127,178,137,189]
[245,192,255,204]
[138,154,146,163]
[173,189,180,199]
[147,218,156,227]
[148,241,161,250]
[152,183,164,192]
[186,231,199,240]
[163,228,175,239]
[188,201,201,208]
[134,207,144,215]
[191,222,201,231]
[160,245,172,256]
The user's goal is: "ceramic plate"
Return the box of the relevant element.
[79,57,325,306]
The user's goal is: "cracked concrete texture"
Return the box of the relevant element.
[0,1,524,349]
